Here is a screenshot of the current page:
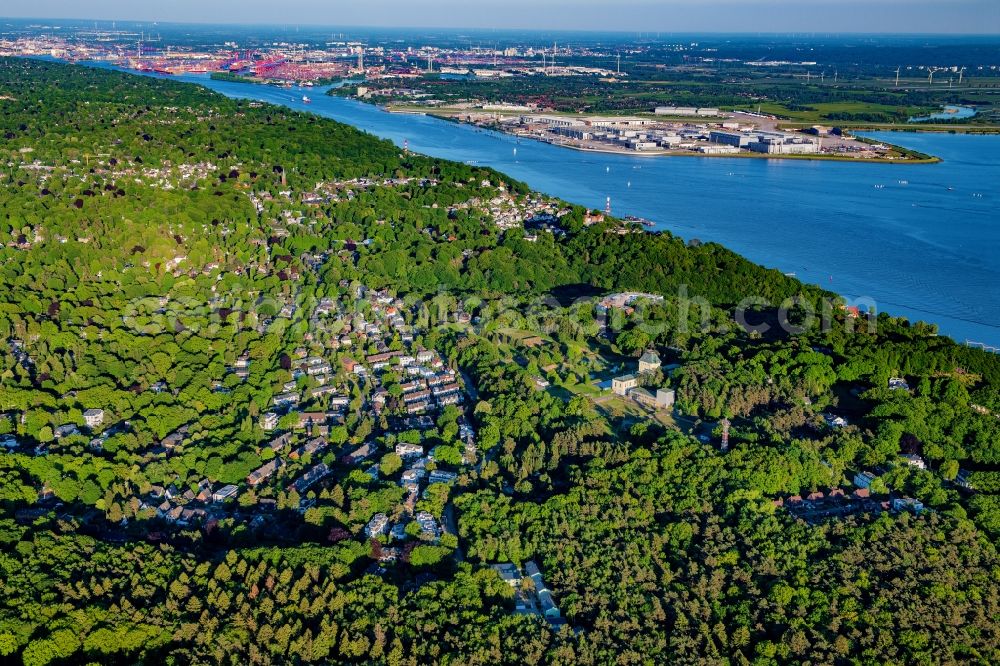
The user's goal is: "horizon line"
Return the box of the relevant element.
[2,15,999,38]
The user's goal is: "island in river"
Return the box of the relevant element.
[387,104,939,163]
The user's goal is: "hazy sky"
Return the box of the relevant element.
[4,1,999,34]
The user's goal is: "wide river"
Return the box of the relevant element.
[97,65,1000,348]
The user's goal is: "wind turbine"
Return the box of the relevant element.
[895,66,901,87]
[958,67,966,85]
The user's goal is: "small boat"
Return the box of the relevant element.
[302,95,312,104]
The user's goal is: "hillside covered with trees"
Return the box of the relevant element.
[1,57,1000,665]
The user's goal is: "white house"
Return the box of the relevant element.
[83,408,105,428]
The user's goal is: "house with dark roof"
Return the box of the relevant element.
[638,350,662,374]
[491,563,522,587]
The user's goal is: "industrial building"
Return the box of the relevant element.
[710,130,818,154]
[655,106,721,117]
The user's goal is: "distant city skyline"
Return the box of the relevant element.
[3,1,999,35]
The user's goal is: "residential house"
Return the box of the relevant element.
[212,485,239,502]
[293,463,330,493]
[415,511,441,539]
[290,437,328,460]
[180,508,207,524]
[365,513,390,538]
[306,362,332,376]
[268,432,293,452]
[899,453,926,470]
[400,379,426,393]
[161,427,187,451]
[525,560,561,619]
[83,408,105,429]
[407,401,430,414]
[888,377,911,391]
[612,374,638,396]
[638,350,661,374]
[432,382,461,397]
[892,497,924,514]
[260,412,279,431]
[343,443,373,465]
[824,413,848,428]
[248,458,284,486]
[853,471,876,489]
[401,468,426,485]
[428,470,458,485]
[296,412,328,431]
[491,563,522,587]
[273,392,300,407]
[54,424,80,439]
[311,385,339,399]
[437,393,460,407]
[404,390,432,404]
[396,442,424,459]
[538,589,561,619]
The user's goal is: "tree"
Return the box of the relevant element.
[379,452,402,476]
[940,459,959,481]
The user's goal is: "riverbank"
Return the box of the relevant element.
[781,119,1000,135]
[66,61,1000,348]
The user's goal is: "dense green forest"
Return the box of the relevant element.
[2,57,1000,665]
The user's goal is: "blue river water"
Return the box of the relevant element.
[90,65,1000,348]
[909,105,977,122]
